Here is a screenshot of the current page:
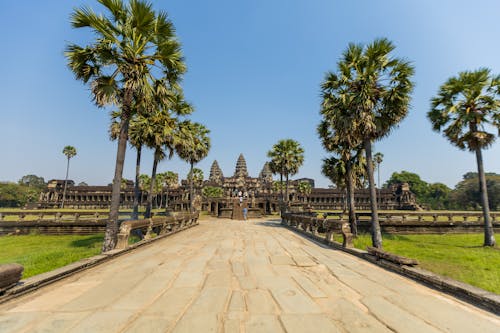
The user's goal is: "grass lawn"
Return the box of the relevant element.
[0,234,103,279]
[333,233,500,294]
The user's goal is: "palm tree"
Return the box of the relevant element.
[143,110,179,218]
[159,171,178,210]
[297,181,312,202]
[176,121,211,212]
[321,38,414,248]
[429,68,499,246]
[267,139,305,209]
[110,111,149,220]
[61,146,77,208]
[321,153,366,235]
[66,0,186,251]
[373,152,384,189]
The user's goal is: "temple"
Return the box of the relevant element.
[38,154,418,213]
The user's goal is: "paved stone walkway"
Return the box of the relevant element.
[0,219,499,332]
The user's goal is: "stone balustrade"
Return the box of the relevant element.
[0,264,24,293]
[115,212,199,250]
[0,211,133,223]
[348,211,500,223]
[317,211,500,234]
[281,213,354,248]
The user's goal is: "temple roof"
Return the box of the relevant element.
[209,160,224,182]
[234,154,248,178]
[259,162,273,181]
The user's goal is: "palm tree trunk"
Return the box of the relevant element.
[364,139,382,248]
[132,146,142,220]
[61,157,70,209]
[165,188,169,211]
[346,162,357,236]
[103,100,131,252]
[285,174,289,204]
[189,161,194,212]
[279,173,284,204]
[475,148,496,246]
[145,156,159,218]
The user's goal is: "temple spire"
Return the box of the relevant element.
[234,154,248,178]
[259,162,273,182]
[209,160,224,183]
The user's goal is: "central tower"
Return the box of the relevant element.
[234,153,248,179]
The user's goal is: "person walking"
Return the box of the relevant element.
[243,207,248,221]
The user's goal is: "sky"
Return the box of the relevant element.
[1,0,500,189]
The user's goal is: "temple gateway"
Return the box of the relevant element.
[38,154,418,215]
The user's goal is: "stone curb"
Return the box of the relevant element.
[0,222,199,305]
[283,224,500,316]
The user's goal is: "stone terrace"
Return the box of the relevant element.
[0,218,499,332]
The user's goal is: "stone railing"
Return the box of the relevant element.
[0,264,23,293]
[318,211,500,234]
[0,211,153,223]
[281,213,354,248]
[115,212,199,250]
[319,211,500,223]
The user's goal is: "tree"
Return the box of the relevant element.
[318,113,365,235]
[386,171,429,200]
[321,154,366,235]
[164,171,179,209]
[0,183,35,207]
[427,183,451,210]
[297,181,312,202]
[176,121,211,211]
[18,175,46,189]
[66,0,186,251]
[142,110,179,218]
[157,171,178,209]
[373,152,384,188]
[429,68,500,246]
[187,168,204,186]
[267,139,304,208]
[320,38,414,248]
[450,173,500,211]
[202,186,223,198]
[61,146,77,208]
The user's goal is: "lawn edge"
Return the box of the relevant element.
[0,221,199,305]
[282,223,500,316]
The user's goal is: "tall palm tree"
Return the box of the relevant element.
[176,121,211,211]
[429,68,499,246]
[373,152,384,189]
[143,110,179,218]
[267,139,305,208]
[321,38,414,248]
[66,0,186,251]
[318,116,364,235]
[110,111,149,220]
[321,152,366,235]
[61,146,77,208]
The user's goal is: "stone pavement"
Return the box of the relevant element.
[0,219,498,332]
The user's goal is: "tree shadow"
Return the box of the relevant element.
[70,235,103,248]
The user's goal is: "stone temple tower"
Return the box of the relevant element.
[234,154,248,179]
[209,160,224,184]
[259,162,273,182]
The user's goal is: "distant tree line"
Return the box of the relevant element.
[386,171,500,211]
[0,175,46,207]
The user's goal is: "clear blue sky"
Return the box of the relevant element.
[1,0,500,188]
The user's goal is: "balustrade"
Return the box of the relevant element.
[115,212,199,249]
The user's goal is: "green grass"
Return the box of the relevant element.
[332,233,500,294]
[0,234,103,279]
